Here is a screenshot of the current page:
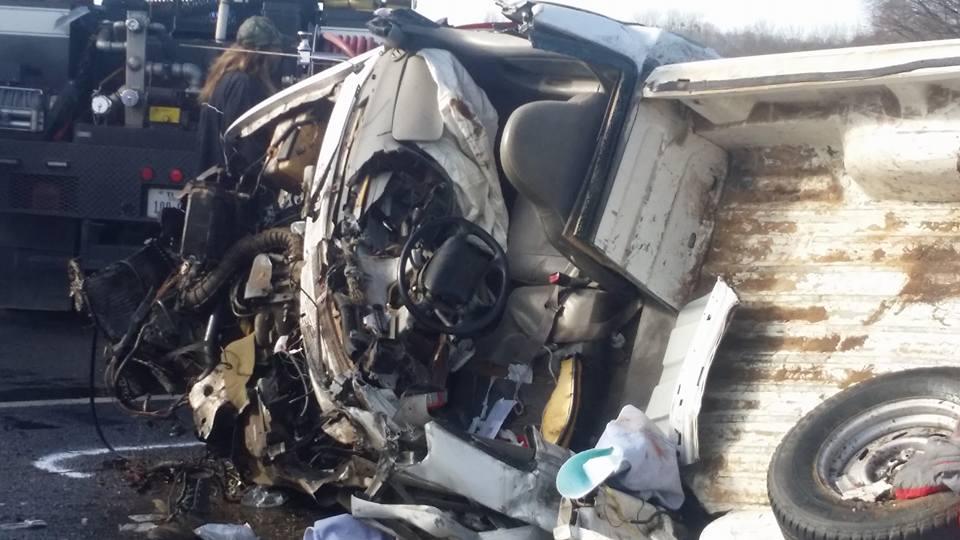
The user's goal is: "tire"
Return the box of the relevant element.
[767,367,960,540]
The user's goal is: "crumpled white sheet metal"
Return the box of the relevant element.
[301,52,380,408]
[351,497,550,540]
[415,48,510,248]
[525,3,717,69]
[399,422,568,532]
[554,487,676,540]
[644,278,740,466]
[226,48,382,141]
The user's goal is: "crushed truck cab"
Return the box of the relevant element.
[75,1,960,538]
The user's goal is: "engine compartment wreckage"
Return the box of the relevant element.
[72,3,739,538]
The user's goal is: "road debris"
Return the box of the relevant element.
[839,480,894,502]
[194,522,258,540]
[119,522,159,534]
[0,519,47,531]
[240,486,286,509]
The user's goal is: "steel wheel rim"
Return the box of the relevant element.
[815,398,960,497]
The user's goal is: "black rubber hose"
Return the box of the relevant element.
[88,328,129,460]
[181,228,303,309]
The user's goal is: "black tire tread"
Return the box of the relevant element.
[767,367,960,540]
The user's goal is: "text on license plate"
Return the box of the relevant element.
[146,188,182,219]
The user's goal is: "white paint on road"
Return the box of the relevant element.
[0,395,178,409]
[32,441,203,479]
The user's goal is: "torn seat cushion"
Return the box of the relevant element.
[542,356,581,447]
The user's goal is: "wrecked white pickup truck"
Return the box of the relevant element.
[74,2,960,539]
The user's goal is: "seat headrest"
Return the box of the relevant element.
[499,93,607,222]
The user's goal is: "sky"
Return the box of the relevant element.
[414,0,871,36]
[635,0,870,35]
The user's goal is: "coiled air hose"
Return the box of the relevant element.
[181,228,303,309]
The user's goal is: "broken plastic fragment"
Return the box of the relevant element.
[471,398,517,439]
[0,520,47,531]
[841,480,893,502]
[243,254,273,299]
[189,334,257,439]
[240,485,287,509]
[118,522,158,533]
[194,523,258,540]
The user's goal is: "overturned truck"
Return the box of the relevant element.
[74,2,960,539]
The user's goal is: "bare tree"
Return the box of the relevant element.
[871,0,960,40]
[633,12,856,57]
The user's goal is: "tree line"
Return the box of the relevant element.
[648,1,960,57]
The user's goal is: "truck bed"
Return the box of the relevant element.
[688,146,960,512]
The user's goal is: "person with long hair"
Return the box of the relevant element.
[197,15,282,175]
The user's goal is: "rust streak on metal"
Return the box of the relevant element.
[839,365,876,389]
[737,305,828,323]
[723,177,843,205]
[718,216,798,235]
[838,335,868,352]
[921,220,960,233]
[863,299,894,326]
[709,237,773,262]
[714,364,829,384]
[868,212,906,232]
[729,146,831,175]
[864,243,960,324]
[770,365,827,382]
[899,244,960,304]
[813,250,853,263]
[733,276,798,293]
[727,334,841,353]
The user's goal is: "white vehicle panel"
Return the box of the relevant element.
[593,98,728,310]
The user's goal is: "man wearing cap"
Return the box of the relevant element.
[197,15,283,175]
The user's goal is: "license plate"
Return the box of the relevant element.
[146,188,182,219]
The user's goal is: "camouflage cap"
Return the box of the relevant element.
[237,16,282,50]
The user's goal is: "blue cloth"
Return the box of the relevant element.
[302,515,391,540]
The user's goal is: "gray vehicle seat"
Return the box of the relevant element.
[501,93,606,239]
[507,197,570,283]
[500,93,632,292]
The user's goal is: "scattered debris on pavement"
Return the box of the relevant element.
[194,522,258,540]
[0,519,47,531]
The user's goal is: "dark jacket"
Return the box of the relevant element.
[197,70,271,175]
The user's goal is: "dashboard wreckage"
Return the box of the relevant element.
[72,3,741,538]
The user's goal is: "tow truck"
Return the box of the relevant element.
[0,0,388,310]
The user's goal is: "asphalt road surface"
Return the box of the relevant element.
[0,311,322,540]
[0,311,95,402]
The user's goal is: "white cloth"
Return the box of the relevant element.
[595,405,684,510]
[416,48,509,248]
[302,515,390,540]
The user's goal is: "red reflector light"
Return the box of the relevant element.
[139,166,154,181]
[169,168,184,183]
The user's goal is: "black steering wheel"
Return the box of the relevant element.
[397,217,509,336]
